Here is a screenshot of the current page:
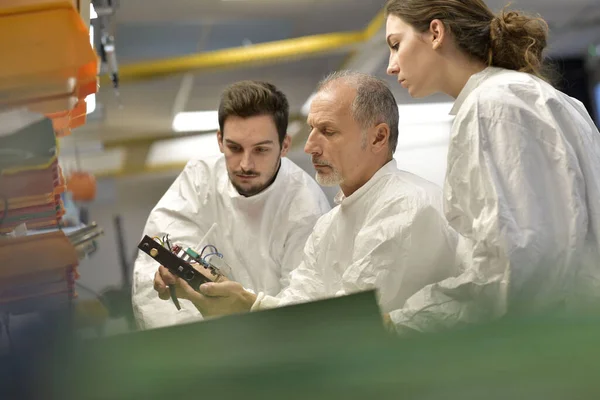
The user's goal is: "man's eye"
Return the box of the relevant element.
[255,147,269,153]
[228,146,242,152]
[323,131,335,137]
[391,43,399,51]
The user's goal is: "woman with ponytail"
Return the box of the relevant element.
[383,0,600,334]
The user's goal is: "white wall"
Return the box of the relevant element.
[394,102,453,187]
[394,122,452,188]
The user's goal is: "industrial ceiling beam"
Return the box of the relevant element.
[94,9,386,178]
[102,10,385,83]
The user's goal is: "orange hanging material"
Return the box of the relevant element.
[0,0,98,114]
[67,171,97,202]
[47,98,89,137]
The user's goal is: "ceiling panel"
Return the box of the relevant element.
[112,0,381,61]
[114,22,206,63]
[203,19,294,51]
[184,52,350,113]
[115,0,374,24]
[291,2,383,37]
[86,75,184,138]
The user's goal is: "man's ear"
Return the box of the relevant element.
[371,123,390,155]
[280,134,292,157]
[217,130,225,153]
[429,19,446,50]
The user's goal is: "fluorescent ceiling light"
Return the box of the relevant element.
[89,25,94,47]
[90,4,98,19]
[301,92,317,116]
[86,94,96,114]
[288,120,304,137]
[146,134,221,166]
[172,111,219,133]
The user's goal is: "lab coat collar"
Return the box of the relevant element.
[450,67,503,116]
[334,159,398,206]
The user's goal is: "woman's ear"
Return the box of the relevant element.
[429,19,447,50]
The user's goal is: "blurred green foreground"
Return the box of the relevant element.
[27,290,600,399]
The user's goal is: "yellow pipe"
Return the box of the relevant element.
[105,9,385,83]
[113,32,363,82]
[96,9,387,178]
[364,9,386,39]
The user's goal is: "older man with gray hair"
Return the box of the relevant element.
[154,71,459,330]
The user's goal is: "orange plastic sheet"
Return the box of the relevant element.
[0,0,98,128]
[0,230,78,279]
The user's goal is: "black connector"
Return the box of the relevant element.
[137,235,212,291]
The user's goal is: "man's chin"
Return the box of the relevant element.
[232,182,267,197]
[315,172,341,187]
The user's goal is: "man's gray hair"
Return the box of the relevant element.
[317,70,399,155]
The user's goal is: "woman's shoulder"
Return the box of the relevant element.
[462,69,560,119]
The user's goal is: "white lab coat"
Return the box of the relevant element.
[132,156,331,330]
[391,67,600,332]
[252,160,459,314]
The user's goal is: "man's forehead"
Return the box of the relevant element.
[320,80,357,100]
[222,115,279,144]
[311,84,354,111]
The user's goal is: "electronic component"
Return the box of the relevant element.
[137,235,230,311]
[138,235,215,292]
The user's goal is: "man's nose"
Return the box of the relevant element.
[240,151,255,171]
[304,129,321,155]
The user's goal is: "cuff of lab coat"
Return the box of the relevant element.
[388,309,422,336]
[251,292,281,311]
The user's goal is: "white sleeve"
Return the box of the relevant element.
[131,161,212,330]
[251,233,324,312]
[340,199,458,313]
[250,292,282,311]
[277,193,330,289]
[275,232,326,306]
[390,111,587,333]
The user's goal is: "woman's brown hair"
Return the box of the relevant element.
[385,0,553,82]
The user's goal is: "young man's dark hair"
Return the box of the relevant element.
[218,81,289,147]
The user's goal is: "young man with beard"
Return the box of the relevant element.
[132,80,330,330]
